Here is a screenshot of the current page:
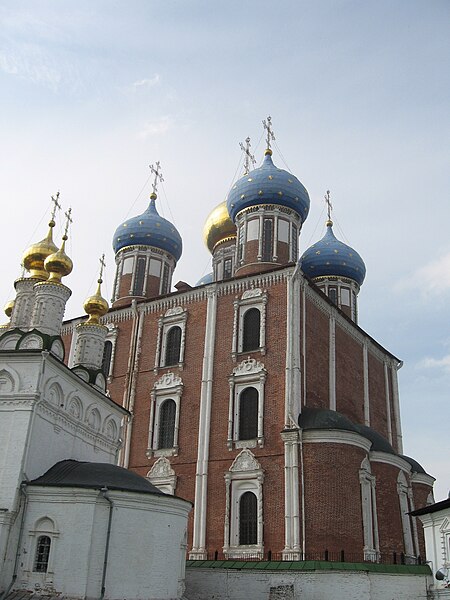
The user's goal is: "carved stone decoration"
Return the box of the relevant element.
[86,407,101,431]
[233,357,265,377]
[103,418,118,441]
[67,397,82,419]
[242,288,262,299]
[0,369,15,393]
[154,372,183,390]
[230,448,262,473]
[47,383,63,407]
[0,333,21,350]
[164,306,184,317]
[50,339,65,360]
[18,334,44,350]
[148,456,175,478]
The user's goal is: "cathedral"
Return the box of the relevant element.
[0,119,437,599]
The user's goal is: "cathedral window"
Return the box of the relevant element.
[291,223,298,261]
[223,449,264,559]
[223,258,233,280]
[161,263,170,295]
[238,387,258,440]
[397,471,416,560]
[155,307,187,371]
[132,257,147,296]
[359,457,380,562]
[228,358,266,449]
[232,288,267,360]
[34,535,51,572]
[157,399,176,449]
[102,340,113,377]
[341,287,350,306]
[242,308,261,352]
[147,372,183,458]
[164,326,182,366]
[328,286,338,305]
[239,491,258,545]
[262,218,273,261]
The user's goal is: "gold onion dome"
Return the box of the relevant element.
[203,200,236,254]
[22,219,58,280]
[44,235,73,283]
[4,299,14,318]
[83,279,109,324]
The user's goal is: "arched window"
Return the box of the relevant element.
[164,326,182,366]
[102,340,113,376]
[158,399,176,449]
[34,535,51,572]
[242,308,260,352]
[239,491,257,545]
[239,387,258,440]
[262,218,273,261]
[132,257,146,296]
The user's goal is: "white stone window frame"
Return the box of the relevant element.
[24,516,60,582]
[146,456,177,495]
[227,358,266,450]
[154,307,188,372]
[147,372,183,458]
[359,457,380,562]
[397,471,416,561]
[223,449,264,559]
[232,288,267,360]
[103,324,119,382]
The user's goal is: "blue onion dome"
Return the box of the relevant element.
[113,193,182,261]
[196,272,213,286]
[226,150,310,223]
[300,220,366,286]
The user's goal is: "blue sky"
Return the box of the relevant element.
[0,0,449,500]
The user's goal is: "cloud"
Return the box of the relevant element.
[137,116,173,138]
[395,251,450,294]
[132,74,160,89]
[418,354,450,373]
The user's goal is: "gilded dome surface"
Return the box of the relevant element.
[226,151,310,223]
[203,201,236,253]
[22,223,58,280]
[300,221,366,286]
[113,195,182,261]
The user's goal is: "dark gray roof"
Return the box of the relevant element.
[353,423,396,454]
[411,496,450,517]
[298,407,358,433]
[401,455,426,474]
[28,460,165,495]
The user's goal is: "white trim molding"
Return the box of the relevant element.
[154,306,188,372]
[232,288,267,360]
[147,456,177,494]
[147,372,183,458]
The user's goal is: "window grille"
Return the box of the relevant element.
[291,224,298,261]
[102,340,113,376]
[328,287,337,305]
[34,535,51,573]
[242,308,260,352]
[164,326,182,366]
[224,258,232,280]
[239,387,258,440]
[132,257,146,296]
[238,226,245,262]
[158,399,176,449]
[262,218,273,261]
[161,264,170,295]
[239,492,257,545]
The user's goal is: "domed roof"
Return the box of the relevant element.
[300,221,366,286]
[401,455,427,474]
[353,423,395,454]
[298,407,358,433]
[203,201,236,253]
[227,151,310,223]
[196,272,214,286]
[29,459,166,495]
[113,194,182,261]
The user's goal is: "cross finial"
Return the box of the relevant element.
[98,253,106,283]
[324,190,333,223]
[239,136,256,175]
[149,161,164,196]
[262,116,275,151]
[63,207,73,239]
[50,191,61,222]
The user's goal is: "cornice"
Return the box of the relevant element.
[302,429,371,451]
[369,451,412,472]
[411,472,436,486]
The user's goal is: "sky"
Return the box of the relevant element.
[0,0,449,501]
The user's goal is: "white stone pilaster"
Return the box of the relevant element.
[72,322,108,370]
[29,281,71,336]
[384,361,393,445]
[10,278,39,330]
[391,363,403,453]
[329,315,336,411]
[363,341,370,425]
[281,429,301,560]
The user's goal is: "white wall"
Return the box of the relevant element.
[185,568,431,600]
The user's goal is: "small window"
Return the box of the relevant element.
[102,340,113,376]
[224,258,232,280]
[341,287,350,306]
[164,326,182,366]
[239,387,258,440]
[161,264,170,295]
[278,219,289,243]
[291,224,298,261]
[158,399,176,449]
[238,225,245,262]
[132,257,146,296]
[247,219,259,241]
[122,256,134,275]
[242,308,260,352]
[149,258,161,277]
[239,492,257,545]
[262,218,273,261]
[328,287,337,305]
[34,535,51,573]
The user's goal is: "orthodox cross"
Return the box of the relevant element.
[149,161,164,196]
[324,190,333,221]
[98,253,106,283]
[262,116,275,150]
[50,191,61,222]
[63,207,73,238]
[239,137,256,175]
